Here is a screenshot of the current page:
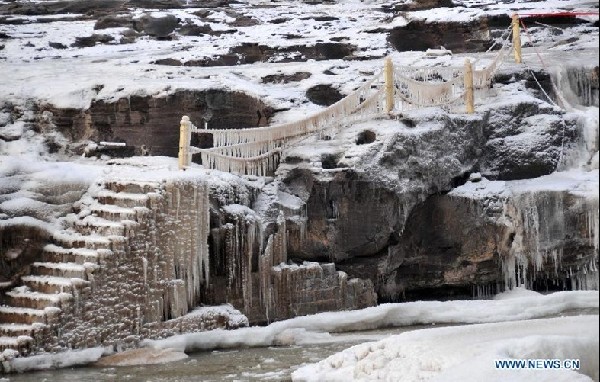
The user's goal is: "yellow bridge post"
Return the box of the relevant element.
[464,59,474,114]
[512,13,522,64]
[178,115,191,170]
[384,57,394,114]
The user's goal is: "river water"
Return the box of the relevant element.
[4,307,598,382]
[2,325,435,382]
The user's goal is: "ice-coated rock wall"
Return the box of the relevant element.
[552,66,599,108]
[205,203,376,324]
[500,188,599,291]
[32,179,211,353]
[1,169,378,357]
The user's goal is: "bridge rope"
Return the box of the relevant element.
[206,72,384,148]
[184,32,513,176]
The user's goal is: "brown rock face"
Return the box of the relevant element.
[375,195,505,301]
[388,19,491,53]
[291,173,598,302]
[290,172,403,263]
[45,90,274,157]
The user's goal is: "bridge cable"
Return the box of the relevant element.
[518,17,571,168]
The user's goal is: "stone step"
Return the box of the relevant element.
[21,276,88,294]
[41,244,111,264]
[96,190,152,208]
[51,231,112,250]
[0,335,33,353]
[0,307,47,325]
[6,290,73,310]
[32,262,93,279]
[104,181,162,195]
[89,204,148,223]
[0,323,46,337]
[73,217,131,237]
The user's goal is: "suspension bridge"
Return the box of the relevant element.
[176,13,592,176]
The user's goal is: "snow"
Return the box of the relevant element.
[20,275,84,287]
[493,286,544,300]
[273,261,323,272]
[0,306,45,316]
[0,0,593,113]
[1,347,106,373]
[450,169,599,199]
[0,336,31,346]
[143,290,598,353]
[5,290,72,302]
[292,315,598,382]
[223,203,256,217]
[182,304,249,329]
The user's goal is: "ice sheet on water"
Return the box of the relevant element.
[292,315,598,382]
[143,290,598,353]
[1,347,106,373]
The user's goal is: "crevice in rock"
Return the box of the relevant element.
[306,84,344,106]
[355,129,376,145]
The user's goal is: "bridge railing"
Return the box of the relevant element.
[179,30,515,174]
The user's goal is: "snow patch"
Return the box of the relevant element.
[292,315,599,382]
[2,347,105,373]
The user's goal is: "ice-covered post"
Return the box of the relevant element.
[512,13,522,64]
[178,115,192,170]
[464,59,474,114]
[384,57,394,114]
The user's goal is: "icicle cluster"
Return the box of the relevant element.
[199,149,282,177]
[165,180,211,315]
[258,212,288,320]
[473,43,508,89]
[394,65,463,83]
[259,235,274,322]
[500,191,599,291]
[472,283,501,299]
[393,71,461,107]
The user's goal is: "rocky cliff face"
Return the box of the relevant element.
[0,0,598,362]
[40,90,274,157]
[268,71,596,302]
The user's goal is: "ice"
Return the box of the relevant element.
[451,169,599,291]
[144,290,598,353]
[185,304,249,329]
[292,315,598,382]
[552,67,599,109]
[493,286,544,300]
[1,347,106,373]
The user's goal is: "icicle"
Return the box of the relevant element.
[142,257,148,287]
